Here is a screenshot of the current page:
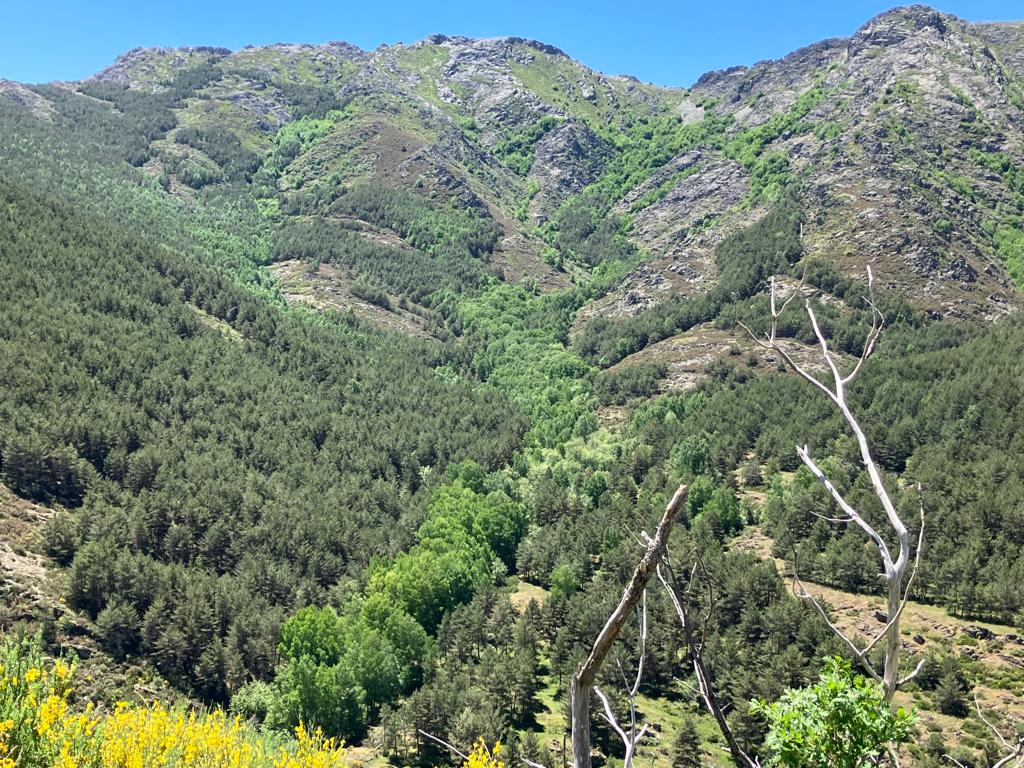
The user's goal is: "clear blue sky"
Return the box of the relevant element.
[2,1,1022,87]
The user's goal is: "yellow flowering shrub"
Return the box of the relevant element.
[100,702,261,768]
[0,636,349,768]
[462,739,506,768]
[271,724,347,768]
[0,637,98,768]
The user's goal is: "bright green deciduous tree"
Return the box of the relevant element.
[752,657,914,768]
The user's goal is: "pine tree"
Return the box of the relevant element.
[522,730,545,768]
[672,717,702,768]
[935,671,968,717]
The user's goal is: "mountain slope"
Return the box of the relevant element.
[3,11,1024,766]
[605,6,1024,322]
[5,6,1022,337]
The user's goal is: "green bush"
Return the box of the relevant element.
[753,657,914,767]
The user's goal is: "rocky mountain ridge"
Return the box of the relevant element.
[4,5,1024,328]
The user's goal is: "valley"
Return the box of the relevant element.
[1,5,1024,767]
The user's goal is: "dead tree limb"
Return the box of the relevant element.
[968,694,1024,768]
[657,553,760,768]
[594,591,650,768]
[740,268,923,701]
[569,484,687,768]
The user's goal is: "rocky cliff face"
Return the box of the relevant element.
[5,5,1023,320]
[609,5,1024,320]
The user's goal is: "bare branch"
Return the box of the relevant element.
[975,694,1013,750]
[570,485,687,768]
[657,557,761,768]
[418,730,468,761]
[897,657,927,688]
[737,318,840,404]
[809,510,857,524]
[594,686,651,768]
[841,268,885,386]
[631,591,647,699]
[991,752,1024,768]
[796,444,894,567]
[791,571,884,687]
[805,298,845,392]
[594,687,630,745]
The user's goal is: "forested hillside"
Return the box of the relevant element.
[1,5,1024,768]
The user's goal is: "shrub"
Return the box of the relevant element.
[753,657,914,768]
[0,634,351,767]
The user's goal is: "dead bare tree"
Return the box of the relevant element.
[569,484,688,768]
[739,268,925,701]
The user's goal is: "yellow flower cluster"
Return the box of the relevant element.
[0,717,14,768]
[1,637,349,768]
[100,702,259,768]
[462,739,506,768]
[272,723,347,768]
[0,644,98,768]
[99,704,348,768]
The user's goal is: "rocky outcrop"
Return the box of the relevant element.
[592,5,1024,321]
[528,120,613,220]
[0,80,54,120]
[90,46,231,88]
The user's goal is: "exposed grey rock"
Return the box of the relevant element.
[0,80,54,120]
[529,120,613,220]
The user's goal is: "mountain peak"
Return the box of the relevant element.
[855,4,952,41]
[408,34,569,59]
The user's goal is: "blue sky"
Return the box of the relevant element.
[2,1,1022,86]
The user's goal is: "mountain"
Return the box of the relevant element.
[2,7,1024,768]
[15,4,1019,326]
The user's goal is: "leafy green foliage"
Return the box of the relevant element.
[596,363,667,405]
[174,126,261,182]
[934,671,969,717]
[260,472,526,738]
[349,279,392,309]
[252,109,347,195]
[994,222,1024,288]
[752,657,914,767]
[172,154,225,189]
[0,174,524,700]
[671,718,702,768]
[270,600,432,738]
[48,61,222,166]
[456,283,597,447]
[629,165,700,214]
[493,116,560,175]
[271,217,488,303]
[724,87,823,169]
[296,182,500,262]
[277,183,501,304]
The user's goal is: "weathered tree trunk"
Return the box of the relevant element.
[569,484,687,768]
[568,675,592,768]
[883,576,901,699]
[740,269,927,703]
